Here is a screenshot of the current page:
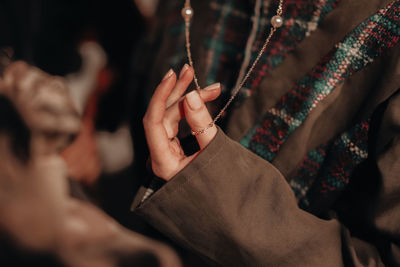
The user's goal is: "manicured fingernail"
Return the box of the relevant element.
[179,64,189,79]
[186,90,202,110]
[162,69,174,81]
[204,82,220,91]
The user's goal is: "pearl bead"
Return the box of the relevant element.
[181,7,194,21]
[271,15,283,28]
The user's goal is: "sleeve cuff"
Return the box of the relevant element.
[131,175,166,211]
[131,127,223,211]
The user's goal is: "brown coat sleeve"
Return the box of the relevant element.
[132,124,400,266]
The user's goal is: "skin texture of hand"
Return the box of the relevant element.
[143,64,221,180]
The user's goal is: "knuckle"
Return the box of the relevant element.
[142,115,150,127]
[143,113,159,126]
[192,108,211,123]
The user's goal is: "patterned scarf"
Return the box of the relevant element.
[162,0,400,214]
[240,1,400,213]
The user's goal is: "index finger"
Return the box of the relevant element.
[145,69,176,124]
[143,69,177,159]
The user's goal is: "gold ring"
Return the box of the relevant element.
[191,122,214,136]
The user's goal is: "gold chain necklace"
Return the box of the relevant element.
[182,0,284,136]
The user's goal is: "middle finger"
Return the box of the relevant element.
[166,64,194,108]
[163,83,221,138]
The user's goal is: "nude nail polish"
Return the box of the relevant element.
[179,64,189,78]
[186,90,202,110]
[204,83,221,91]
[162,69,174,81]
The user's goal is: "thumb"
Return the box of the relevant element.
[184,90,217,150]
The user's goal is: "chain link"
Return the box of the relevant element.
[184,0,284,135]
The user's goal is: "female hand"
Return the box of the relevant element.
[143,65,221,180]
